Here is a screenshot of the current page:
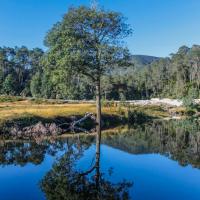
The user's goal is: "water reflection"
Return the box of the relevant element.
[1,119,200,169]
[0,136,94,166]
[0,119,200,199]
[0,141,63,166]
[103,119,200,168]
[40,134,133,200]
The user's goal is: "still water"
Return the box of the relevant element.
[0,120,200,200]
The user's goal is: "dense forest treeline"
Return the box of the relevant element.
[0,46,44,96]
[0,44,200,100]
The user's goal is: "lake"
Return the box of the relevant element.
[0,119,200,200]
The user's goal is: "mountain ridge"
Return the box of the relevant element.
[131,55,161,68]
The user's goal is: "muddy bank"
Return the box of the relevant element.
[8,122,64,140]
[0,114,127,139]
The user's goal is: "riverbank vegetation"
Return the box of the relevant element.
[0,97,173,136]
[0,95,199,124]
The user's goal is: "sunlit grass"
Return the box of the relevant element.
[0,98,173,129]
[0,100,118,125]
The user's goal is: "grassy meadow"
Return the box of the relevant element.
[1,96,188,134]
[0,100,114,124]
[0,96,120,128]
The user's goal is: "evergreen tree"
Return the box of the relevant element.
[43,6,132,137]
[2,74,16,95]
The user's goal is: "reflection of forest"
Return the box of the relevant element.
[0,141,48,166]
[0,136,95,166]
[103,119,200,168]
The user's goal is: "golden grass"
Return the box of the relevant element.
[126,105,170,118]
[0,100,118,124]
[0,99,172,127]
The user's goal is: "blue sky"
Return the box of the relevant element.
[0,0,200,57]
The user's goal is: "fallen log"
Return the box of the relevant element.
[70,112,96,130]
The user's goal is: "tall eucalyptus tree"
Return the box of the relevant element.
[44,6,132,137]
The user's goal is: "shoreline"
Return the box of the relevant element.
[0,96,199,140]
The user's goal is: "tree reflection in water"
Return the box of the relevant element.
[0,136,94,166]
[40,134,133,200]
[0,141,61,166]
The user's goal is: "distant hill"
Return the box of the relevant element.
[109,55,161,75]
[131,55,161,68]
[109,55,161,76]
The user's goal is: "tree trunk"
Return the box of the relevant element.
[96,79,101,154]
[95,79,101,199]
[95,132,100,196]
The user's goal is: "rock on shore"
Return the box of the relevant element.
[9,122,63,139]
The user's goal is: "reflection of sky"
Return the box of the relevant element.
[0,145,66,200]
[0,154,54,200]
[0,143,200,200]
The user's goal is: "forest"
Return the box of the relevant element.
[0,44,200,100]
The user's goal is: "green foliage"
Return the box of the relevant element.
[127,110,153,124]
[42,5,132,104]
[30,72,42,98]
[137,45,200,99]
[2,74,16,95]
[182,87,199,115]
[0,95,23,102]
[0,46,44,96]
[182,96,195,109]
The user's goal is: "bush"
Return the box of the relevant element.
[182,96,195,109]
[0,95,23,102]
[127,110,153,124]
[182,87,198,109]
